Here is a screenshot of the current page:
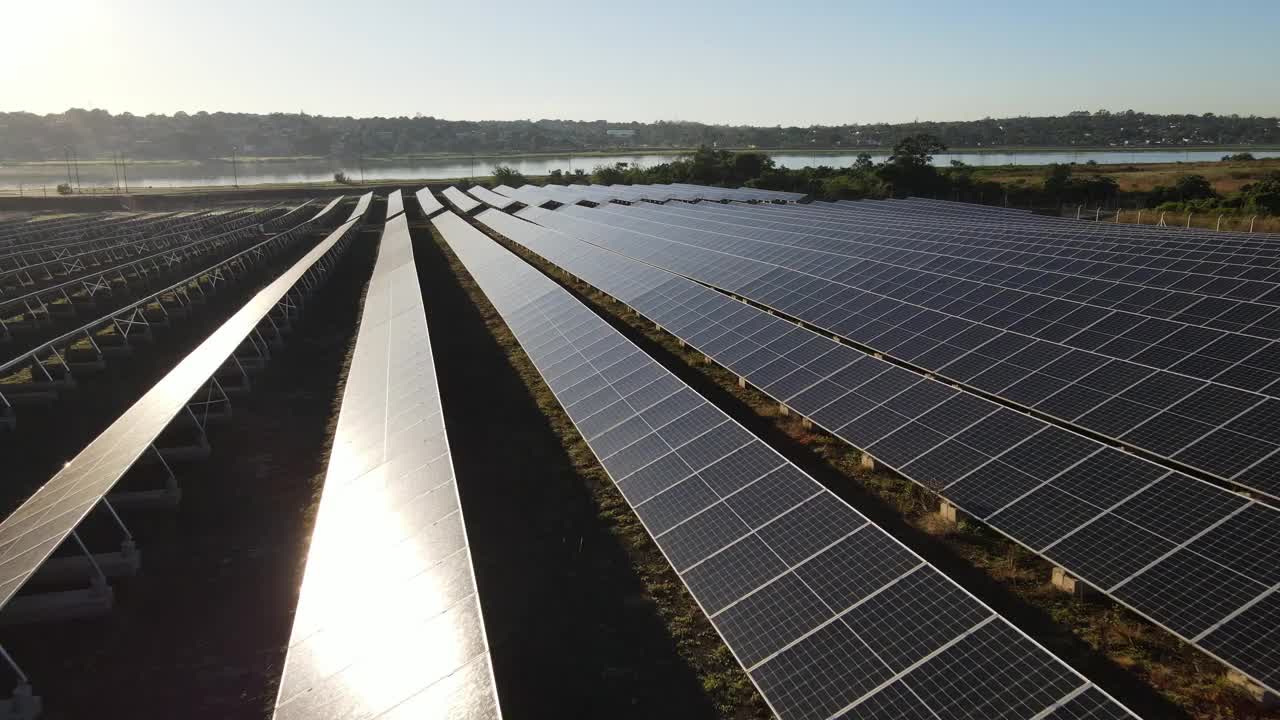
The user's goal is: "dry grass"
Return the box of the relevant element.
[974,158,1280,194]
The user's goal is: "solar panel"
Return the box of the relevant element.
[415,187,445,217]
[271,213,501,720]
[466,185,519,210]
[432,209,1134,720]
[543,201,1280,501]
[482,206,1280,699]
[346,192,374,224]
[385,188,405,220]
[310,195,346,223]
[442,186,482,214]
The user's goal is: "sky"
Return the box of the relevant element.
[5,0,1279,125]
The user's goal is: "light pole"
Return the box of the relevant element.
[231,146,239,189]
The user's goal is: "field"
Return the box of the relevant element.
[972,157,1279,194]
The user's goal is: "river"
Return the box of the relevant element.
[2,148,1277,193]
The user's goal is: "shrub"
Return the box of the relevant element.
[56,183,73,195]
[491,164,527,186]
[333,171,352,184]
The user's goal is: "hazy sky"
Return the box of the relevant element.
[7,0,1279,125]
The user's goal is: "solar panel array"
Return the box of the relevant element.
[433,209,1135,720]
[494,182,804,207]
[466,185,520,211]
[0,193,371,615]
[539,200,1280,502]
[416,187,445,218]
[495,204,1280,698]
[699,199,1280,366]
[273,211,501,720]
[442,186,482,215]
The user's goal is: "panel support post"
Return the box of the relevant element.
[737,375,747,389]
[778,403,790,417]
[0,644,39,720]
[938,499,961,526]
[801,417,813,430]
[1050,566,1091,599]
[859,453,876,471]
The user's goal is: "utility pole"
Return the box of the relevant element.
[64,146,73,188]
[72,147,82,193]
[112,153,121,193]
[231,146,239,189]
[358,127,365,184]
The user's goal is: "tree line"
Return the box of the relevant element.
[1,108,1276,162]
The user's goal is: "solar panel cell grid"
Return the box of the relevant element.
[438,209,1131,719]
[543,201,1280,499]
[477,204,1279,696]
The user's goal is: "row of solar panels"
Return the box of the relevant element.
[496,182,804,206]
[428,207,1138,719]
[495,198,1280,700]
[0,193,375,717]
[546,200,1280,501]
[273,192,501,720]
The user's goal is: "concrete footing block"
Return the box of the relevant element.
[1227,669,1279,708]
[0,682,42,720]
[860,453,876,471]
[938,499,962,525]
[737,376,747,389]
[1050,566,1091,599]
[1,579,113,626]
[802,417,813,430]
[779,403,790,417]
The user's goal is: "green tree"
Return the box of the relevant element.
[591,162,628,184]
[1174,174,1215,200]
[878,133,947,197]
[491,164,527,186]
[822,174,888,201]
[728,152,774,184]
[1043,163,1073,197]
[1241,172,1280,213]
